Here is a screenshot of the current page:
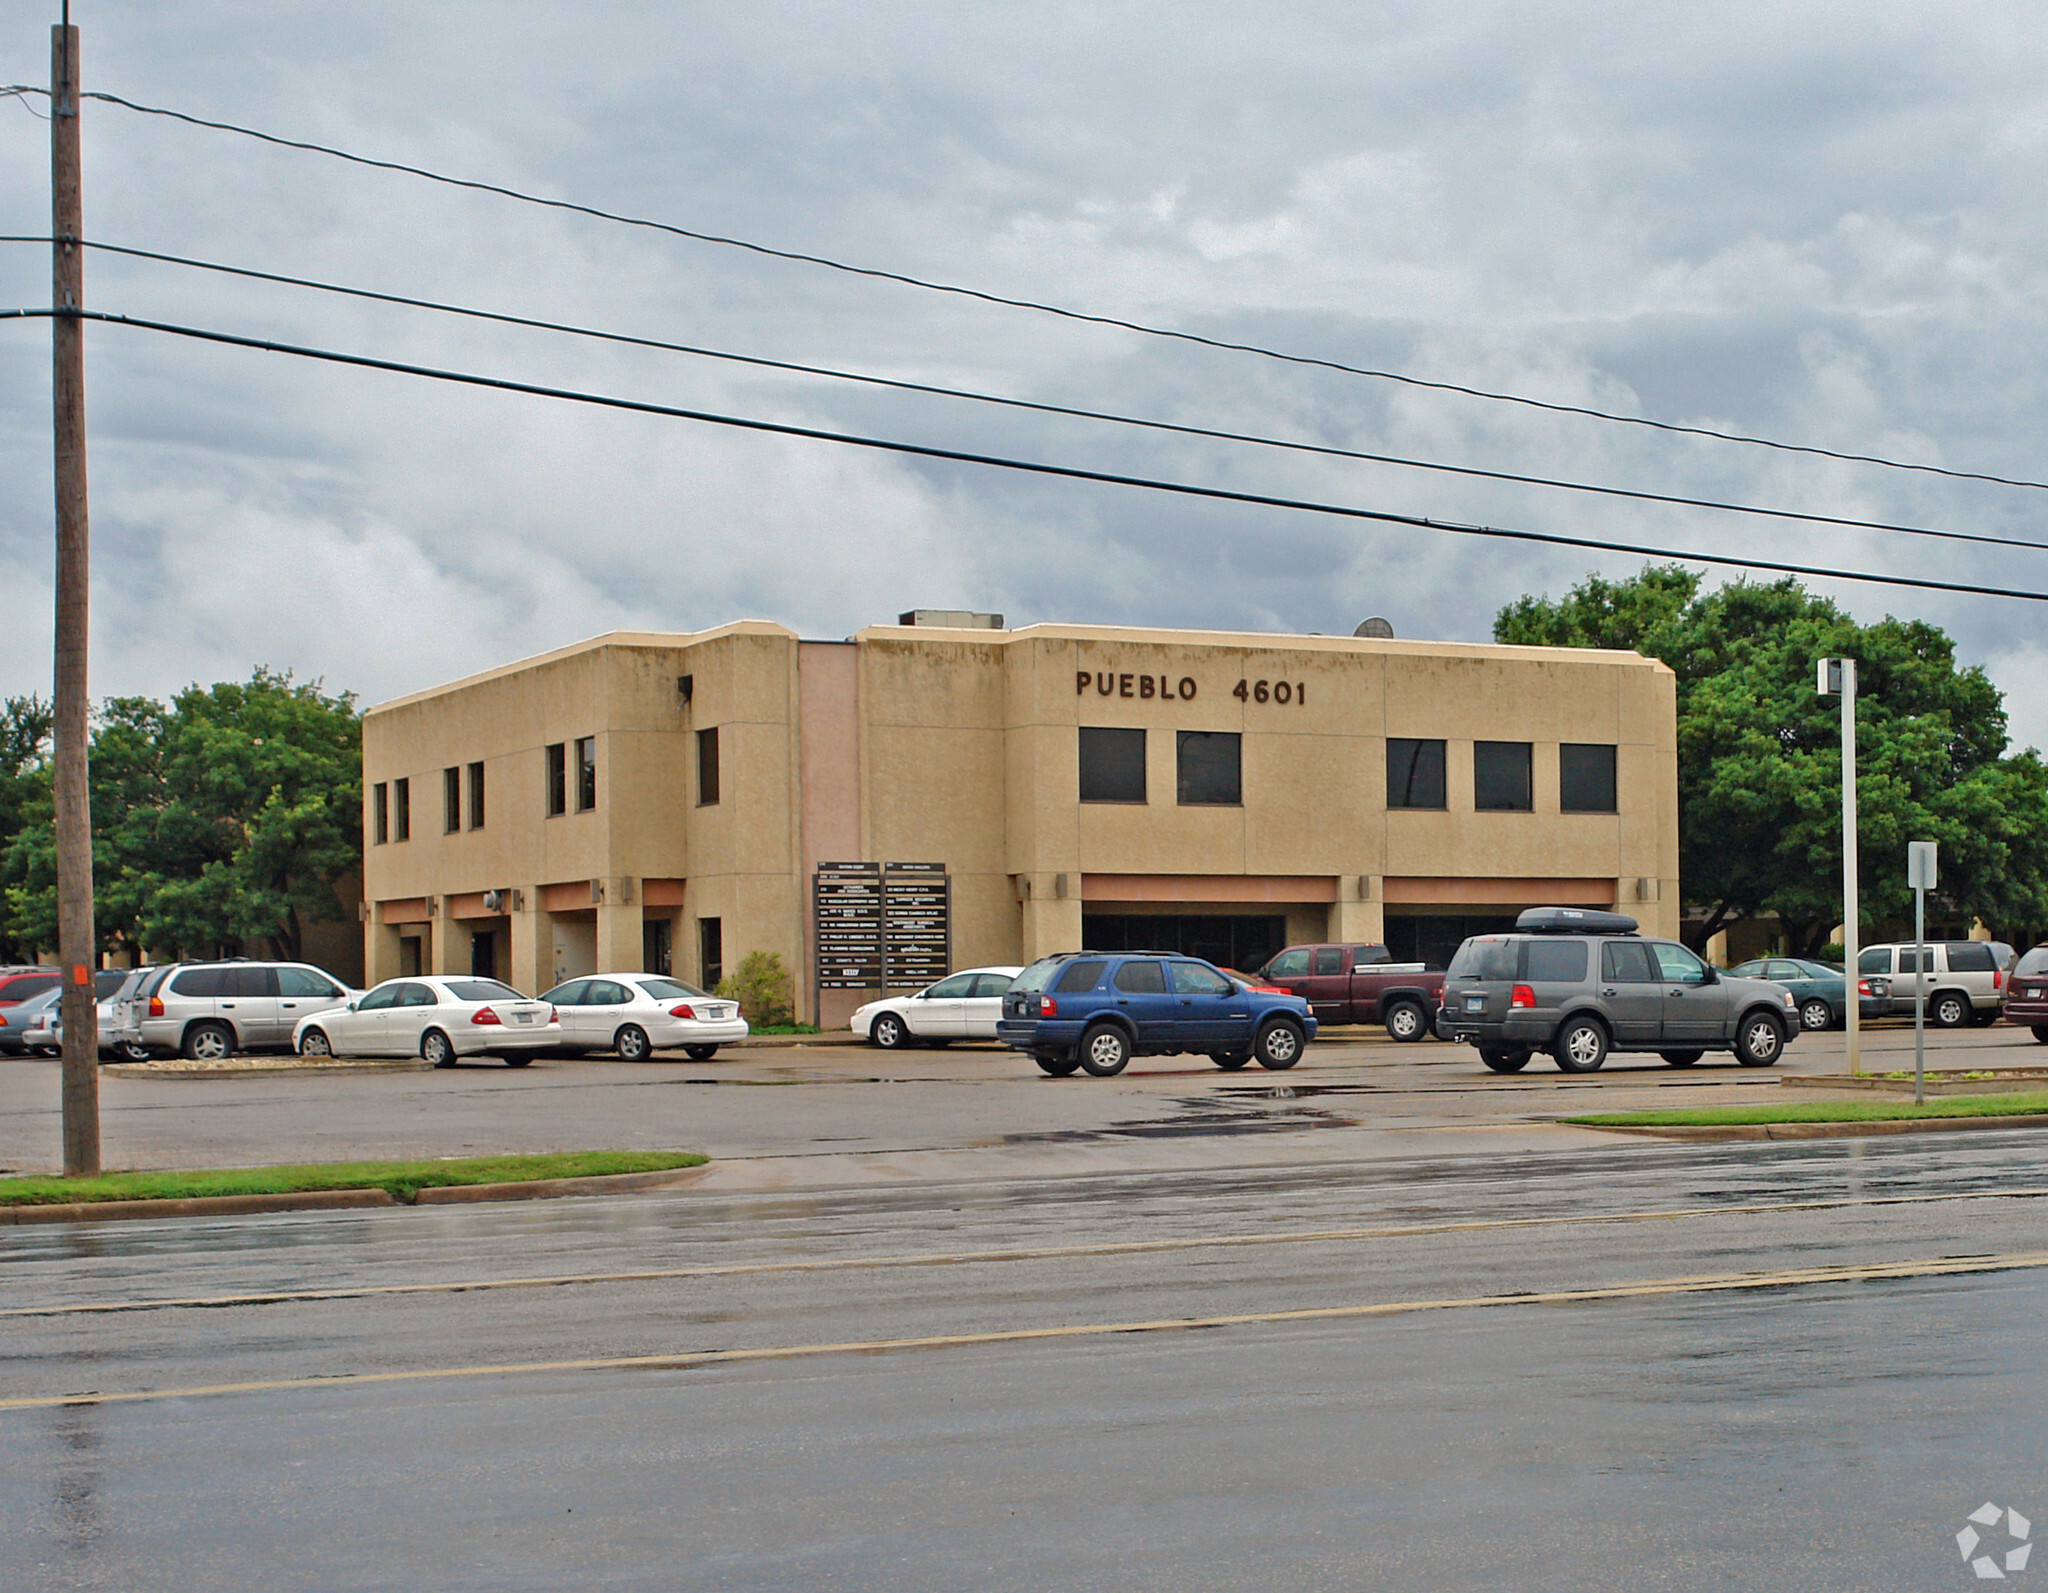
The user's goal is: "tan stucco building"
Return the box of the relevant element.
[360,617,1679,1025]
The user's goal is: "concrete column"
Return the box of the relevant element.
[508,904,548,995]
[429,909,462,977]
[1021,892,1082,961]
[1328,895,1383,945]
[365,922,405,986]
[597,901,644,974]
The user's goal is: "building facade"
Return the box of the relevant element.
[360,618,1679,1024]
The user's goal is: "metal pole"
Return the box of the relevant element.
[1841,659,1859,1077]
[1913,879,1926,1105]
[51,17,98,1177]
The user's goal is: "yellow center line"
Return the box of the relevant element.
[5,1249,2044,1412]
[7,1184,2046,1320]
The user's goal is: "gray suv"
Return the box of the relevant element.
[1434,908,1799,1073]
[121,961,357,1060]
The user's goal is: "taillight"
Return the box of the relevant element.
[470,1007,502,1026]
[1995,969,2005,991]
[1858,979,1872,997]
[548,1006,559,1024]
[1039,995,1058,1016]
[1510,984,1536,1009]
[148,995,164,1017]
[669,1003,697,1019]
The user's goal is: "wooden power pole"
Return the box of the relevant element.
[52,12,99,1177]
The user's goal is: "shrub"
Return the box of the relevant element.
[716,950,794,1027]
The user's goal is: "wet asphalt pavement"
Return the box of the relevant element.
[6,1132,2048,1590]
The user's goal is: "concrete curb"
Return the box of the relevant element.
[102,1060,435,1079]
[1574,1113,2048,1142]
[0,1162,709,1225]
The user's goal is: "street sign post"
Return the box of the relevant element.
[1907,840,1937,1104]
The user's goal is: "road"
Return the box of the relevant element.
[5,1127,2048,1589]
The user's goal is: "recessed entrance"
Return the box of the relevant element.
[1385,913,1520,969]
[1083,913,1287,973]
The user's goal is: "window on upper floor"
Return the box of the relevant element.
[545,743,566,817]
[1078,726,1146,803]
[443,767,461,833]
[467,761,485,829]
[392,777,411,840]
[576,736,597,812]
[1560,743,1617,813]
[697,727,720,806]
[1473,741,1532,812]
[1176,731,1241,806]
[1386,738,1446,810]
[372,782,388,845]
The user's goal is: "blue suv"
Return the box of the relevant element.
[997,952,1316,1076]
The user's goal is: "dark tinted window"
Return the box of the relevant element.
[447,980,523,1002]
[697,727,720,806]
[1312,947,1343,975]
[1897,949,1925,974]
[356,984,403,1010]
[926,973,978,998]
[541,979,589,1006]
[170,967,228,998]
[277,967,341,998]
[372,782,389,844]
[1351,946,1390,966]
[1474,742,1533,811]
[637,977,710,1001]
[1560,743,1617,813]
[1386,738,1446,809]
[468,761,486,829]
[970,973,1015,997]
[225,966,278,997]
[1522,940,1588,982]
[1010,958,1064,995]
[1,973,59,1002]
[1078,727,1147,803]
[1169,962,1233,996]
[1447,938,1518,980]
[1177,731,1241,805]
[1265,949,1311,978]
[393,778,411,841]
[1601,941,1656,983]
[444,766,461,833]
[575,736,597,811]
[1946,942,1995,972]
[1113,960,1167,994]
[699,918,723,989]
[546,743,567,816]
[1858,948,1891,974]
[585,980,631,1005]
[1053,959,1108,994]
[2016,947,2048,977]
[1651,942,1708,983]
[394,983,438,1007]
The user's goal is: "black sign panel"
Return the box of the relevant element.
[884,863,951,987]
[813,862,882,989]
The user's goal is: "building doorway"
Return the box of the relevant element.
[470,930,496,979]
[399,935,422,976]
[1082,913,1287,973]
[643,917,672,976]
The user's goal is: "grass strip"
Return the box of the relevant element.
[1566,1091,2048,1129]
[0,1150,707,1207]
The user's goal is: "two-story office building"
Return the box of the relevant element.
[360,616,1679,1026]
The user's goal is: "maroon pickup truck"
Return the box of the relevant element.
[1254,943,1445,1041]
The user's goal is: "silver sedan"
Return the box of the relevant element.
[294,977,560,1067]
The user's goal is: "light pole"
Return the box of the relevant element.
[1908,841,1936,1105]
[1818,657,1859,1076]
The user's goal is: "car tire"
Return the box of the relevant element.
[1930,992,1970,1029]
[297,1028,333,1057]
[1660,1049,1704,1067]
[1478,1046,1532,1073]
[1079,1025,1132,1077]
[1552,1016,1609,1073]
[1254,1019,1304,1071]
[503,1054,533,1068]
[181,1021,233,1063]
[871,1012,910,1050]
[685,1044,720,1061]
[614,1024,651,1062]
[1735,1012,1786,1067]
[421,1029,455,1068]
[116,1041,152,1062]
[1383,1001,1428,1043]
[1210,1050,1252,1070]
[1799,999,1835,1032]
[1034,1051,1080,1076]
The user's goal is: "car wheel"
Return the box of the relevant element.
[1552,1016,1609,1073]
[1079,1025,1131,1077]
[2032,1024,2048,1045]
[182,1021,233,1062]
[1384,1001,1427,1043]
[1478,1046,1532,1073]
[1931,992,1970,1029]
[503,1054,533,1068]
[685,1044,720,1061]
[614,1024,651,1062]
[297,1028,333,1057]
[1210,1050,1252,1070]
[871,1012,909,1050]
[1034,1052,1080,1076]
[116,1041,152,1062]
[1254,1019,1304,1070]
[1799,998,1835,1032]
[421,1029,455,1068]
[1660,1049,1704,1067]
[1736,1012,1785,1067]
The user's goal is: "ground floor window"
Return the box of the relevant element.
[698,917,723,988]
[1384,913,1520,970]
[1083,913,1285,973]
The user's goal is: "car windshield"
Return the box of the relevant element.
[636,978,709,1000]
[1009,958,1064,995]
[2016,947,2048,977]
[444,980,524,1002]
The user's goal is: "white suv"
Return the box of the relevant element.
[1856,941,2005,1027]
[121,961,358,1060]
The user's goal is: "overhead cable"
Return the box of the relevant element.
[9,305,2047,607]
[2,234,2040,558]
[16,81,2043,495]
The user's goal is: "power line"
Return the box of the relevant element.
[11,304,2047,607]
[12,80,2042,496]
[4,233,2042,559]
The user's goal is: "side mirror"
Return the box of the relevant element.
[1700,966,1719,985]
[347,1000,359,1012]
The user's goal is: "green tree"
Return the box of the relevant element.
[716,950,795,1027]
[1495,567,2048,954]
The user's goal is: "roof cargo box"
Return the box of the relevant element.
[1515,907,1640,936]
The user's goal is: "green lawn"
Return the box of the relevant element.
[0,1150,707,1207]
[1566,1091,2048,1129]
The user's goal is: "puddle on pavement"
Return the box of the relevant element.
[996,1092,1350,1144]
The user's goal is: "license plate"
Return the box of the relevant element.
[1465,994,1486,1012]
[513,1013,532,1024]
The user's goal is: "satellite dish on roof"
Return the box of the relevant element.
[1353,617,1395,639]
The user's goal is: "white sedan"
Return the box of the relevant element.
[851,966,1023,1049]
[294,977,560,1067]
[538,974,750,1060]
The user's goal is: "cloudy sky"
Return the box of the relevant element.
[2,1,2046,744]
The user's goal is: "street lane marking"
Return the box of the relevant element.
[4,1249,2046,1411]
[6,1184,2047,1320]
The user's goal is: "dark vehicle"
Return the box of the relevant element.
[1255,942,1445,1041]
[998,951,1316,1077]
[1435,907,1799,1073]
[1726,956,1890,1031]
[2004,946,2048,1043]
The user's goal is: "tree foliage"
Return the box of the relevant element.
[716,950,795,1027]
[0,670,361,962]
[1495,567,2048,954]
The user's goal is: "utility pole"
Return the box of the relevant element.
[1819,656,1860,1077]
[52,8,99,1177]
